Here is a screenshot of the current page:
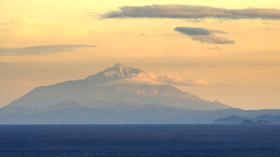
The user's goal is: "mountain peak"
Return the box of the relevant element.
[111,63,125,72]
[113,63,123,68]
[103,63,145,77]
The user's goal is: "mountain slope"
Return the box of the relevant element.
[6,63,230,110]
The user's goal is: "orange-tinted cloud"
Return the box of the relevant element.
[0,44,96,55]
[103,4,280,20]
[175,27,234,44]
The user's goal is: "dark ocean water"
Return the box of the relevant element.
[0,125,280,157]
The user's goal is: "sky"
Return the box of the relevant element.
[0,0,280,109]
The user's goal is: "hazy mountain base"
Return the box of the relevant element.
[1,102,280,124]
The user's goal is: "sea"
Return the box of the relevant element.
[0,125,280,157]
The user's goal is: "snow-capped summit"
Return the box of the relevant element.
[6,63,231,110]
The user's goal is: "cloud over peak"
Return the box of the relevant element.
[174,27,234,44]
[106,71,210,87]
[158,75,210,86]
[102,4,280,20]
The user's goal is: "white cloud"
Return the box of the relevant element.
[106,72,210,87]
[158,75,210,86]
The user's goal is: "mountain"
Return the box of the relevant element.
[240,119,275,125]
[240,119,256,125]
[6,63,230,110]
[213,116,248,124]
[2,63,280,124]
[214,114,280,124]
[254,115,280,123]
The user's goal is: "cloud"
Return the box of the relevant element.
[175,27,234,44]
[191,35,234,44]
[207,46,222,50]
[102,4,280,20]
[106,72,210,87]
[158,75,210,86]
[0,44,96,55]
[210,30,227,34]
[0,62,13,66]
[174,27,211,36]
